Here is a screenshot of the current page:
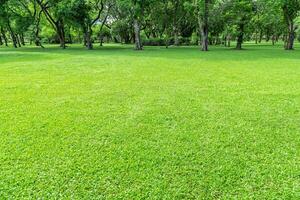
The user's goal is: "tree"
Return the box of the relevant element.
[281,0,300,50]
[224,0,254,50]
[68,0,113,50]
[116,0,151,50]
[250,0,283,45]
[37,0,69,48]
[193,0,214,51]
[0,0,18,48]
[131,0,146,50]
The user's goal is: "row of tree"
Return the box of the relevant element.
[0,0,299,51]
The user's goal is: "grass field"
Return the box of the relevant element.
[0,43,300,199]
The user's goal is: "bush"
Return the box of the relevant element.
[191,32,199,45]
[178,37,191,45]
[143,38,166,46]
[142,37,193,46]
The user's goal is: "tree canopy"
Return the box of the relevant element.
[0,0,299,50]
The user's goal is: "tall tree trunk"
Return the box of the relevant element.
[86,26,93,50]
[236,23,244,50]
[34,10,44,48]
[83,27,87,47]
[98,6,111,46]
[7,22,17,48]
[266,33,270,42]
[285,22,294,50]
[255,30,258,44]
[283,5,295,50]
[259,30,263,43]
[133,19,143,50]
[165,36,170,48]
[19,33,25,45]
[173,27,179,46]
[198,0,209,51]
[57,20,66,49]
[0,34,2,46]
[173,0,179,46]
[1,28,8,47]
[201,26,208,51]
[16,34,22,47]
[272,35,275,45]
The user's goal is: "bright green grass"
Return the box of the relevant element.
[0,43,300,199]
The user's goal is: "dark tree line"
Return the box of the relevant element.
[0,0,300,51]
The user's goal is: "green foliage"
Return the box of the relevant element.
[1,0,299,49]
[223,0,254,25]
[111,20,132,43]
[143,37,166,46]
[281,0,300,20]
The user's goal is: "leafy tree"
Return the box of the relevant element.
[281,0,300,50]
[0,0,299,51]
[37,0,71,48]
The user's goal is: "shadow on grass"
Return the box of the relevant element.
[1,43,300,62]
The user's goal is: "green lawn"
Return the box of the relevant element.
[0,44,299,199]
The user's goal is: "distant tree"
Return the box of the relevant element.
[36,0,69,48]
[193,0,210,51]
[251,0,283,45]
[224,0,254,50]
[68,0,113,50]
[281,0,300,50]
[116,0,152,50]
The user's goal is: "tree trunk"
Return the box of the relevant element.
[133,19,143,50]
[0,34,2,46]
[259,30,263,43]
[285,22,294,50]
[1,28,8,47]
[83,27,87,47]
[165,37,169,48]
[85,25,93,50]
[201,26,208,51]
[225,35,231,47]
[20,33,25,45]
[272,35,275,45]
[34,10,44,48]
[173,0,179,46]
[35,30,44,48]
[16,34,22,47]
[37,1,66,49]
[7,22,17,48]
[236,23,244,50]
[57,20,66,49]
[255,30,258,44]
[174,26,179,46]
[266,33,270,42]
[86,31,93,50]
[198,0,209,51]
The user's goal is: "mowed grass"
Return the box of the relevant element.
[0,43,300,199]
